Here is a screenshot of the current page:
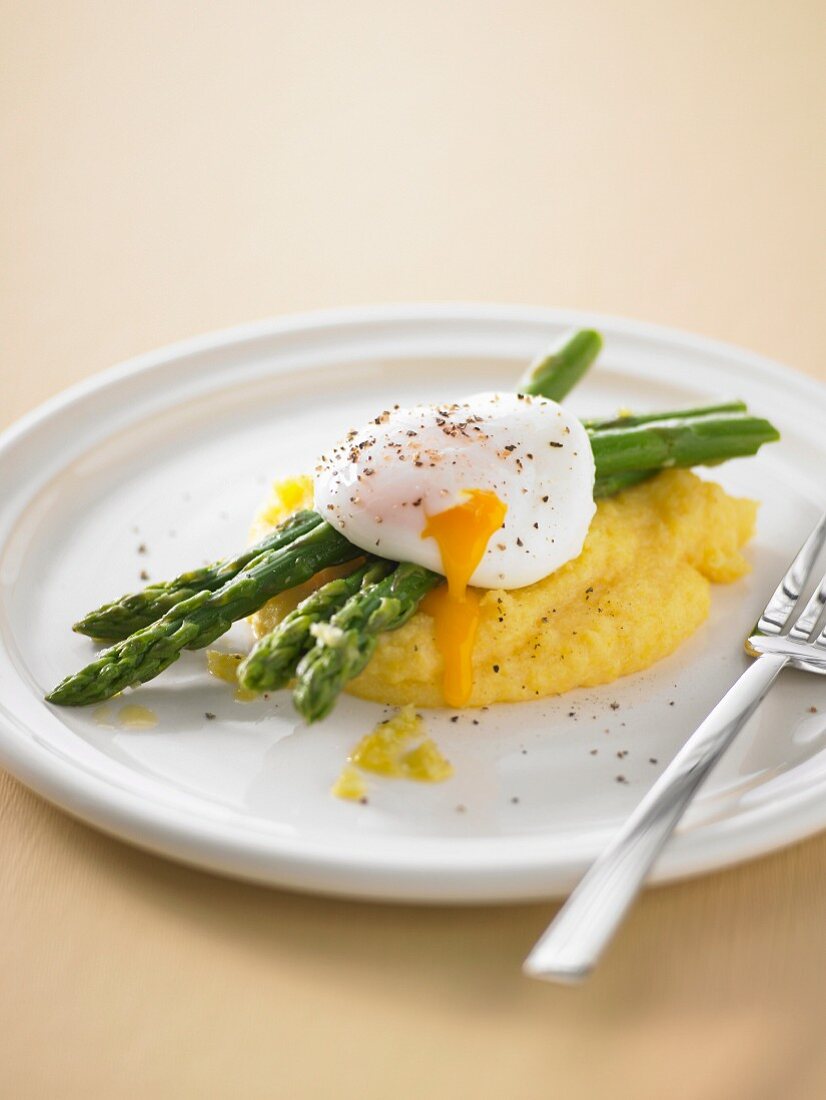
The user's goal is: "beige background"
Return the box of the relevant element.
[2,2,826,1097]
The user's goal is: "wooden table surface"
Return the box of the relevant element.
[2,3,825,1096]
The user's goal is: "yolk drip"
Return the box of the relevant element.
[421,489,507,707]
[92,703,158,730]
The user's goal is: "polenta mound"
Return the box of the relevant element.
[250,470,756,707]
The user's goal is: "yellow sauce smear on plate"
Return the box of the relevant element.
[420,490,507,707]
[331,766,368,802]
[206,650,257,702]
[118,704,158,730]
[332,705,453,800]
[93,703,158,729]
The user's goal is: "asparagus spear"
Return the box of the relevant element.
[73,508,322,641]
[580,409,761,499]
[589,412,779,474]
[46,521,362,706]
[238,559,393,692]
[518,329,603,401]
[292,563,441,722]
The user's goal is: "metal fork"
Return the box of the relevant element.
[524,511,826,984]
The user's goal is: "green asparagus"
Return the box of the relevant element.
[580,407,766,495]
[74,508,323,641]
[46,521,362,706]
[292,563,441,722]
[238,559,393,693]
[518,329,603,401]
[589,412,779,475]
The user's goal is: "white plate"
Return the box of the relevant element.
[1,305,825,902]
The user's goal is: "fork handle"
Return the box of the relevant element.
[523,653,788,983]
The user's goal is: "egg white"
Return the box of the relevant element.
[313,392,596,589]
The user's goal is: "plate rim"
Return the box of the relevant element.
[1,302,825,902]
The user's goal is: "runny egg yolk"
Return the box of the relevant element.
[420,489,508,707]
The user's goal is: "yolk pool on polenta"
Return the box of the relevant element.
[420,489,507,707]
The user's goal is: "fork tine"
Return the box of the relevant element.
[789,571,826,642]
[757,512,826,636]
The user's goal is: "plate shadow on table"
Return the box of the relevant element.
[6,767,826,1095]
[7,771,826,1024]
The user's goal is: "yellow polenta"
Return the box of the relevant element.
[249,470,756,707]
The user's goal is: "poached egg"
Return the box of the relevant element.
[313,392,596,706]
